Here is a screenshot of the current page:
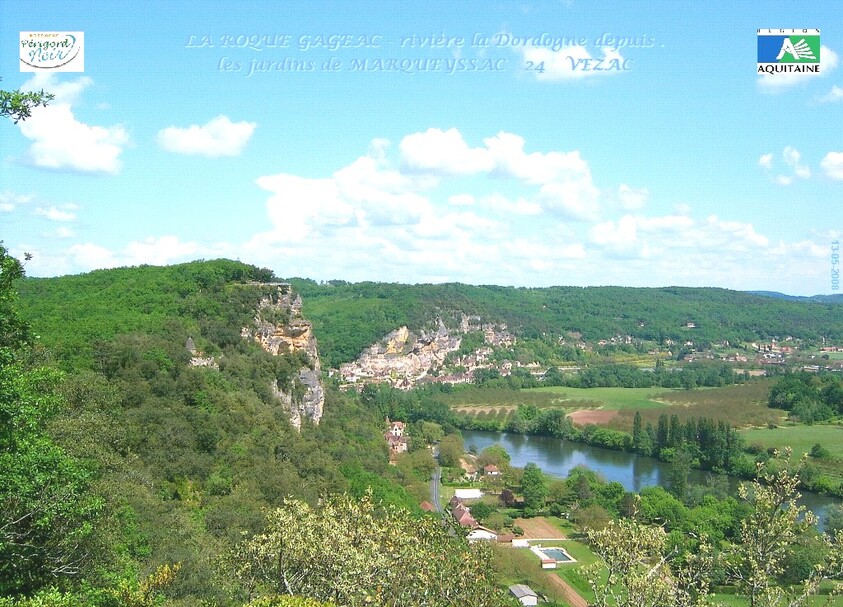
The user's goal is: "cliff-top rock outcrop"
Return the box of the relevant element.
[242,284,324,429]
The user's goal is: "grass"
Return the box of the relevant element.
[611,380,782,432]
[741,423,843,459]
[526,386,680,410]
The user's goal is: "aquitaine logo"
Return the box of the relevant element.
[757,29,820,75]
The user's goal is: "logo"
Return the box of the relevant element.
[20,32,85,72]
[757,29,820,75]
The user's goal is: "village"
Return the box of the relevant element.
[337,316,843,391]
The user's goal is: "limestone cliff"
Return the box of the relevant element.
[241,283,324,429]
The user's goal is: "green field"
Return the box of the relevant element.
[525,386,680,410]
[741,423,843,459]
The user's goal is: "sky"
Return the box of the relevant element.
[2,1,842,295]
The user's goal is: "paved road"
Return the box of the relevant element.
[430,466,444,513]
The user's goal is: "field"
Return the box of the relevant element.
[513,516,568,540]
[525,386,678,409]
[450,380,784,432]
[741,423,843,459]
[611,380,782,431]
[447,385,677,411]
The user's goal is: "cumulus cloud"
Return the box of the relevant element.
[821,152,843,180]
[758,45,838,90]
[0,192,34,212]
[157,115,256,157]
[17,74,128,175]
[760,146,811,184]
[35,205,77,222]
[617,184,649,210]
[399,128,599,220]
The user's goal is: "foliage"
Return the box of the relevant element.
[521,463,547,514]
[726,451,843,607]
[231,492,507,607]
[586,517,714,607]
[768,373,843,424]
[288,279,843,367]
[0,247,102,595]
[0,82,54,123]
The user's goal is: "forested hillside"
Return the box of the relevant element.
[288,280,843,368]
[7,256,464,606]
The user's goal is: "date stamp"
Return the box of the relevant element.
[833,240,840,291]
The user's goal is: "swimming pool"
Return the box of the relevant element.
[540,547,573,562]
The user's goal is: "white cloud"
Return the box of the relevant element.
[617,184,649,210]
[519,45,628,81]
[67,243,119,271]
[35,206,76,222]
[0,192,34,212]
[819,85,843,103]
[783,146,810,179]
[53,226,75,239]
[399,128,599,221]
[399,127,493,175]
[17,75,128,175]
[758,45,838,90]
[761,146,811,184]
[820,152,843,180]
[448,194,475,206]
[157,115,256,157]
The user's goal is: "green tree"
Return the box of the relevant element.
[0,80,54,123]
[726,450,843,607]
[231,492,506,607]
[585,517,714,607]
[437,433,464,469]
[521,462,547,514]
[0,246,101,594]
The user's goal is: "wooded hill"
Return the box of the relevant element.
[287,279,843,368]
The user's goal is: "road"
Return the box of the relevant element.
[430,466,444,513]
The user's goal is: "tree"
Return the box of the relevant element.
[585,517,714,607]
[0,246,101,594]
[0,80,54,123]
[231,492,506,607]
[436,433,463,469]
[521,462,547,514]
[726,450,843,607]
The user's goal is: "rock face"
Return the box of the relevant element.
[242,284,324,429]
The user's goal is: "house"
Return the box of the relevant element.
[419,501,436,512]
[483,464,501,476]
[509,584,538,606]
[453,488,483,500]
[467,526,497,542]
[451,503,477,528]
[387,420,405,437]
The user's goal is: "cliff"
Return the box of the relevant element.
[242,283,324,429]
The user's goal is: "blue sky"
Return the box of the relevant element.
[2,1,841,294]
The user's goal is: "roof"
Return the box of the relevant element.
[419,501,436,512]
[509,584,538,599]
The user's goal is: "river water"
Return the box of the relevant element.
[461,430,841,527]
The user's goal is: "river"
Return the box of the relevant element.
[461,430,841,527]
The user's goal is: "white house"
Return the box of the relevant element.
[509,584,538,606]
[466,526,497,542]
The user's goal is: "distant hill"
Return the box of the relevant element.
[16,262,843,370]
[287,280,843,367]
[748,291,843,304]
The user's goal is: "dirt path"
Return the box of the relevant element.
[545,572,588,607]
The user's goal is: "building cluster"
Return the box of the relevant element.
[339,317,515,390]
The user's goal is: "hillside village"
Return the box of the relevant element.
[337,316,843,390]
